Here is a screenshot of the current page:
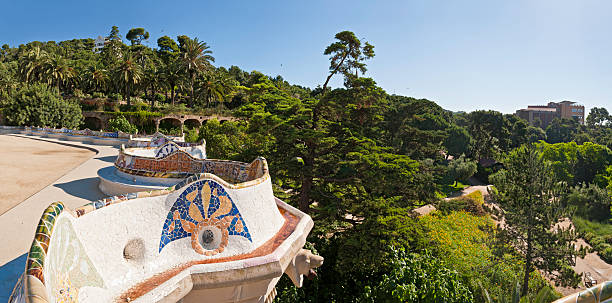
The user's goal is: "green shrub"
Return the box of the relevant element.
[109,93,122,101]
[132,101,150,112]
[107,115,138,134]
[92,92,106,98]
[573,216,612,262]
[602,246,612,261]
[447,155,477,185]
[72,88,90,99]
[4,83,82,128]
[159,103,190,114]
[465,190,484,204]
[184,127,199,143]
[103,100,120,112]
[361,249,473,303]
[564,184,611,221]
[437,191,486,216]
[154,93,166,102]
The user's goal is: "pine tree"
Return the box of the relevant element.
[491,144,583,296]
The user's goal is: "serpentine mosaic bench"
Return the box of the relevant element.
[98,140,238,195]
[115,142,264,182]
[2,126,133,146]
[9,159,322,303]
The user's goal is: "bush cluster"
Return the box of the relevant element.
[574,216,612,262]
[437,190,486,216]
[107,115,138,134]
[3,83,82,128]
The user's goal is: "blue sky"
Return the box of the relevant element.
[2,0,611,114]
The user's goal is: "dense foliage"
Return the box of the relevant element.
[107,115,138,134]
[3,83,82,128]
[361,249,473,302]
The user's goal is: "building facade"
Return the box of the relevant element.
[515,101,585,127]
[93,36,106,53]
[92,35,123,53]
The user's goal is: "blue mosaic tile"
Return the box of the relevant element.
[159,180,252,253]
[155,142,179,158]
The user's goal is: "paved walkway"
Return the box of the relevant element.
[0,135,96,215]
[413,178,491,216]
[0,134,117,298]
[551,219,612,295]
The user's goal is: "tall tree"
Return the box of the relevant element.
[101,27,126,68]
[85,65,107,93]
[296,31,375,213]
[108,26,121,41]
[466,110,509,160]
[179,37,214,107]
[162,57,182,105]
[447,155,477,185]
[42,53,74,90]
[114,53,143,106]
[444,125,472,159]
[491,144,582,296]
[157,35,179,63]
[587,107,611,127]
[0,61,18,94]
[546,117,581,143]
[198,71,235,108]
[126,28,150,46]
[177,35,191,52]
[321,31,374,93]
[19,46,48,84]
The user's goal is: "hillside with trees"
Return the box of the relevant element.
[1,27,612,302]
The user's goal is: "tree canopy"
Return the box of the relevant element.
[126,28,150,46]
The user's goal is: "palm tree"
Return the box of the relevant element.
[198,72,234,109]
[143,64,163,106]
[114,53,143,106]
[43,54,74,91]
[86,65,108,93]
[19,46,48,84]
[179,38,214,107]
[163,58,183,105]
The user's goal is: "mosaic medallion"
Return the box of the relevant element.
[155,142,179,158]
[159,180,252,255]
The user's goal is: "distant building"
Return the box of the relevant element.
[93,36,106,53]
[92,35,123,53]
[516,101,585,127]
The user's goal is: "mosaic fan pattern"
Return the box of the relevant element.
[159,180,252,253]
